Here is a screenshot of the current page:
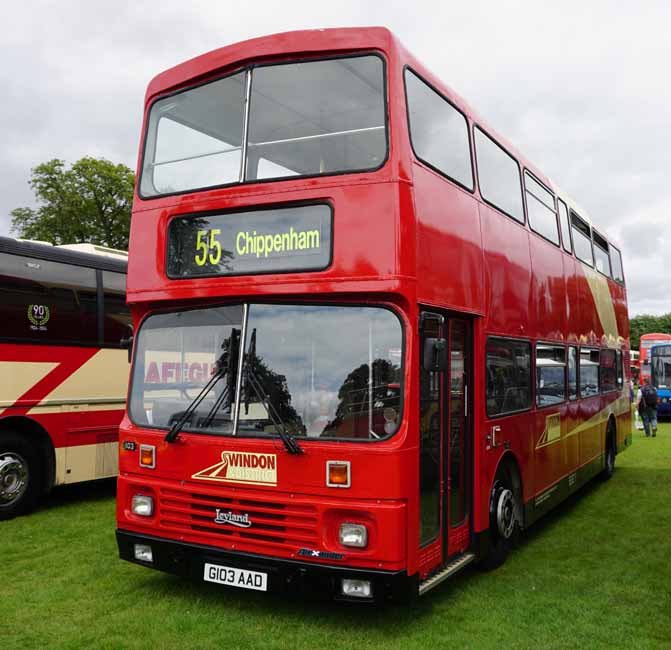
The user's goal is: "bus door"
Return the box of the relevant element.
[418,311,471,578]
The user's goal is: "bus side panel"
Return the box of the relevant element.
[413,163,484,313]
[479,203,531,337]
[528,231,566,343]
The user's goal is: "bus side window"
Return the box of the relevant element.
[558,199,572,253]
[610,245,625,284]
[525,172,559,246]
[571,211,594,267]
[600,349,617,392]
[102,271,132,347]
[0,252,97,345]
[579,348,600,397]
[485,337,531,417]
[536,344,566,407]
[404,69,473,191]
[474,127,524,224]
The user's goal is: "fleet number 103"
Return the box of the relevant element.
[194,229,222,266]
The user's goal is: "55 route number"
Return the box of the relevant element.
[194,229,222,266]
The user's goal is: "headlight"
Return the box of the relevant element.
[339,522,368,548]
[131,494,154,517]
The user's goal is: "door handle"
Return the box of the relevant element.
[486,425,501,450]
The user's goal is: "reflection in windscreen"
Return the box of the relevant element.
[129,304,403,441]
[129,305,244,432]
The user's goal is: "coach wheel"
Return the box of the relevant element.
[479,463,521,571]
[0,431,42,520]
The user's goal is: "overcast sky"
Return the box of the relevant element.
[2,1,670,316]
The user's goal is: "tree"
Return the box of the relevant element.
[10,157,135,250]
[630,313,671,349]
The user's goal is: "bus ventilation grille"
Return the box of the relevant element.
[158,486,319,551]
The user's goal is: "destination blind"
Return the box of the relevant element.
[167,204,332,278]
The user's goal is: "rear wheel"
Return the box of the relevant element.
[602,420,616,480]
[0,431,43,520]
[479,462,522,571]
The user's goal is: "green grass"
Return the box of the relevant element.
[3,424,671,650]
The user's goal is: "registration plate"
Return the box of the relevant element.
[203,563,268,591]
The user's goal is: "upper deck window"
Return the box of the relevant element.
[524,171,559,246]
[592,230,612,277]
[611,245,625,283]
[140,55,387,197]
[571,210,594,267]
[557,198,572,253]
[404,69,473,190]
[474,127,524,223]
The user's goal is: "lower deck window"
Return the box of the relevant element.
[580,348,600,397]
[486,338,531,417]
[536,344,566,406]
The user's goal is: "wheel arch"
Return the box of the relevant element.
[0,416,55,495]
[491,450,524,527]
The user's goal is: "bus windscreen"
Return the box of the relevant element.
[140,55,387,197]
[129,304,403,441]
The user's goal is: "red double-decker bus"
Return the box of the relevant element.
[639,333,671,385]
[116,28,631,601]
[1,237,131,519]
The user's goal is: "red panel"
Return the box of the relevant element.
[414,164,484,313]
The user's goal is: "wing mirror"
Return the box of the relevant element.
[120,325,134,363]
[423,337,448,372]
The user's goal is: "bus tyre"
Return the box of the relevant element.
[602,421,616,481]
[0,431,42,520]
[479,464,521,571]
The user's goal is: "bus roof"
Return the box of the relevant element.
[0,236,127,273]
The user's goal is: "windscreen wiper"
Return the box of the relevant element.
[165,328,240,443]
[242,329,303,455]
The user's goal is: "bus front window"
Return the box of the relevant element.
[140,55,386,197]
[129,304,403,441]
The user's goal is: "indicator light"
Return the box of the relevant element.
[326,460,350,488]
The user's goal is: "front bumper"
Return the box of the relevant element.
[116,529,416,603]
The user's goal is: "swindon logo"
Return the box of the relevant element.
[214,509,252,528]
[192,451,277,486]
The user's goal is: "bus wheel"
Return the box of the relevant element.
[602,421,616,481]
[0,431,42,520]
[479,464,521,571]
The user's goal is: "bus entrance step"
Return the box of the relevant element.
[419,552,477,596]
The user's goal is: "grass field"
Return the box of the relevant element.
[3,424,671,650]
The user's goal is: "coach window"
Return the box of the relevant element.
[592,231,612,277]
[524,172,559,246]
[474,127,524,223]
[0,253,97,345]
[405,69,473,190]
[557,199,572,253]
[571,211,594,267]
[568,346,578,400]
[611,245,625,284]
[536,344,566,406]
[616,350,624,390]
[579,348,600,397]
[600,349,617,392]
[485,337,532,417]
[102,271,132,347]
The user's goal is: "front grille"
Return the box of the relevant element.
[158,485,319,552]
